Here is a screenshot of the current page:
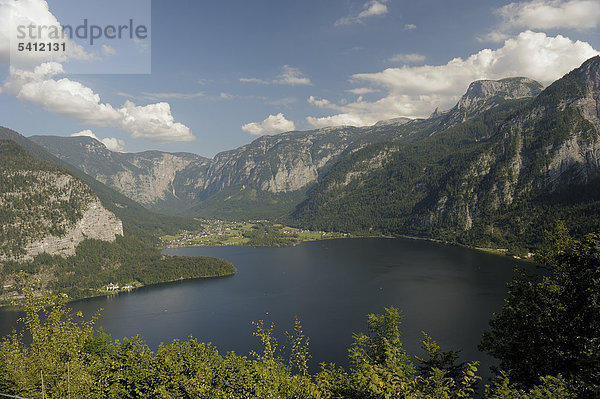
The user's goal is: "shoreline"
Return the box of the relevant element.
[0,270,236,310]
[163,231,533,261]
[2,235,530,310]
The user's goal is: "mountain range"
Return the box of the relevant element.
[29,77,543,219]
[9,55,600,252]
[293,57,600,250]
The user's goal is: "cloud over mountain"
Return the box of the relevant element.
[242,113,295,136]
[71,129,125,152]
[1,62,195,142]
[307,31,599,128]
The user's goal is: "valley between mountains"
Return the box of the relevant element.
[28,56,600,251]
[1,56,600,303]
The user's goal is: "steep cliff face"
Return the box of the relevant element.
[102,151,207,205]
[176,127,364,197]
[32,125,401,217]
[29,136,207,207]
[569,55,600,140]
[0,140,123,262]
[430,57,600,232]
[458,78,543,109]
[442,77,544,127]
[22,198,123,260]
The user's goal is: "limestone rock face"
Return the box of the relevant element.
[180,129,356,195]
[427,58,600,232]
[29,136,207,207]
[99,152,205,204]
[22,199,123,260]
[444,77,544,126]
[374,117,412,127]
[0,139,124,262]
[33,127,371,204]
[458,78,543,109]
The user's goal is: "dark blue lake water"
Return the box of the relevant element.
[0,238,535,384]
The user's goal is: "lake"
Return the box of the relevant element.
[0,238,534,383]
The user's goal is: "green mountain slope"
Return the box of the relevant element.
[0,140,119,260]
[0,127,199,237]
[291,57,600,250]
[0,137,234,303]
[290,97,533,234]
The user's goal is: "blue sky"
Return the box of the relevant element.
[0,0,599,156]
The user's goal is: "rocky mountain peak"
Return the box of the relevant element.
[429,107,447,119]
[373,117,412,127]
[439,77,544,127]
[71,136,109,151]
[566,55,600,132]
[575,55,600,92]
[457,77,544,110]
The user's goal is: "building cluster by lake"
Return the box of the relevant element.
[106,283,134,292]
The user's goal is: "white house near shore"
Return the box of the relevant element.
[106,283,119,291]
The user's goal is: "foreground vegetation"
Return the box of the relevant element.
[1,223,597,398]
[0,281,571,399]
[480,222,600,397]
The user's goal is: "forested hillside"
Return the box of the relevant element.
[291,57,600,252]
[0,127,200,238]
[0,140,122,261]
[0,134,234,304]
[29,77,543,220]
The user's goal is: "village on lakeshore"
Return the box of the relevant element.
[160,219,348,248]
[105,283,134,292]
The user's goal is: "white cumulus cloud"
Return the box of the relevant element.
[241,113,296,136]
[99,137,126,152]
[308,96,337,109]
[2,63,123,125]
[71,129,125,152]
[346,87,378,95]
[307,114,367,128]
[2,62,195,142]
[484,0,600,42]
[119,100,194,142]
[307,31,599,128]
[0,0,93,67]
[335,0,389,26]
[275,65,311,86]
